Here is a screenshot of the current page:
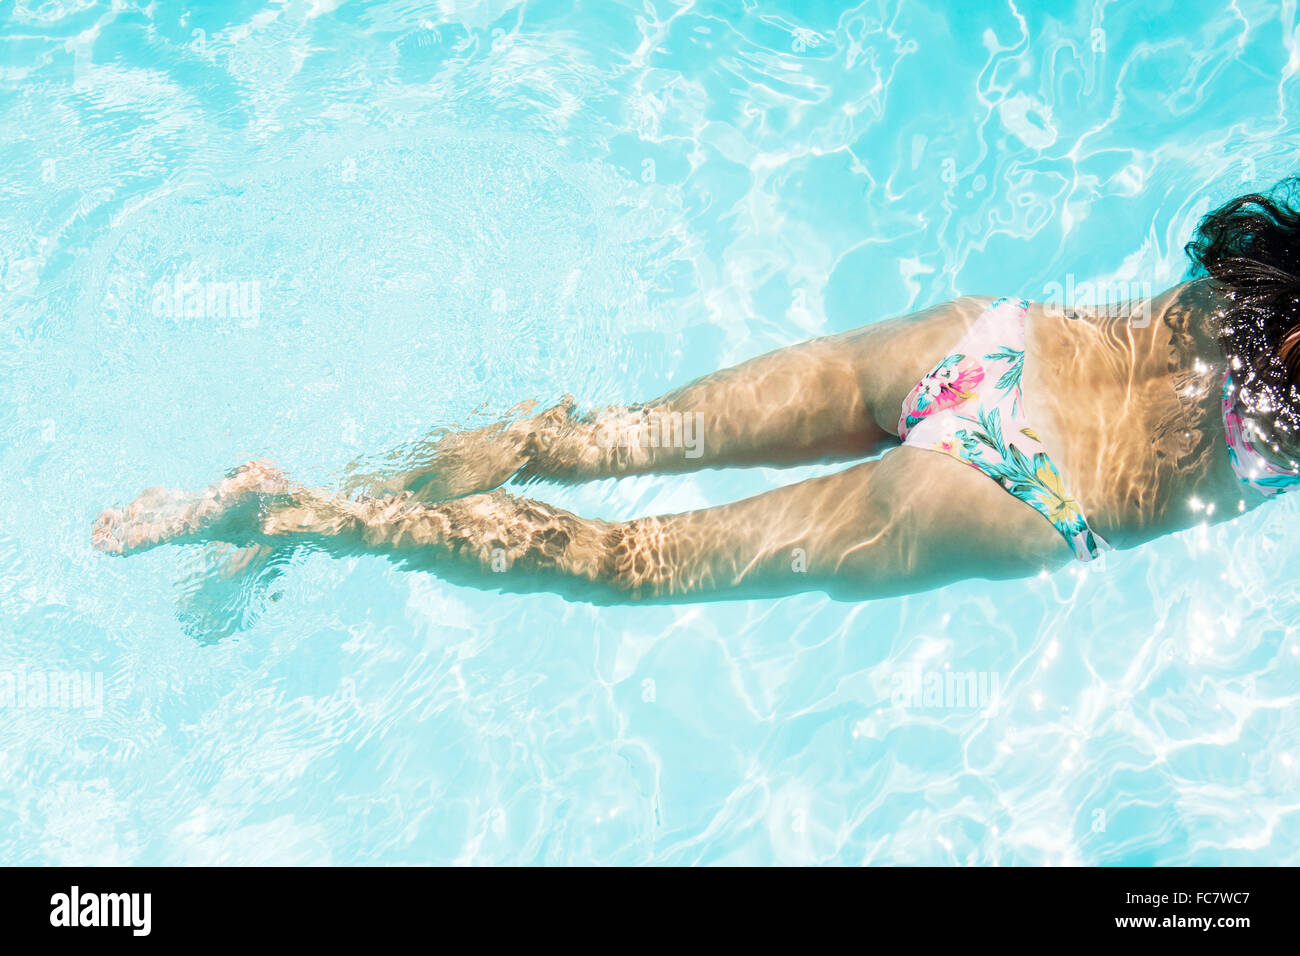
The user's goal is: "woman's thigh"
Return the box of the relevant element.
[818,446,1071,600]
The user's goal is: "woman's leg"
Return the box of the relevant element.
[95,448,1067,603]
[344,297,992,501]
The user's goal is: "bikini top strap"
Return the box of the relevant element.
[1221,371,1300,496]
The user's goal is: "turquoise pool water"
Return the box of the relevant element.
[3,0,1300,865]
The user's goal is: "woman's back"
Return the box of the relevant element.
[1024,280,1255,550]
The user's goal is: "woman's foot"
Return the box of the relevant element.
[92,460,292,555]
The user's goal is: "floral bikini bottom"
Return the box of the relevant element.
[897,297,1106,562]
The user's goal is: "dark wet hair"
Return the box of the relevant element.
[1186,177,1300,427]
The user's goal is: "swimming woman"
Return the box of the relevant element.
[92,179,1300,603]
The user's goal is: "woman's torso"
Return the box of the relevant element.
[1020,280,1262,549]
